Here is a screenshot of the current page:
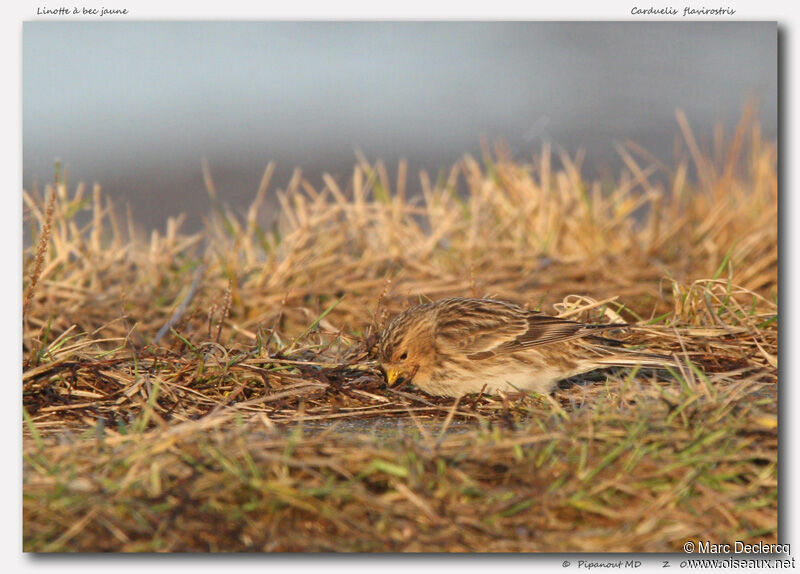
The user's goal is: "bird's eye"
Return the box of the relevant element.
[399,351,408,360]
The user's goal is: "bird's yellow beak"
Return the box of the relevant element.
[384,367,402,387]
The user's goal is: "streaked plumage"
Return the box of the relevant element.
[377,297,673,397]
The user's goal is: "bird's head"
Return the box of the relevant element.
[377,304,437,388]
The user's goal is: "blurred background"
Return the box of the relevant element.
[23,21,777,231]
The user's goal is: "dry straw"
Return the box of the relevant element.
[23,113,776,551]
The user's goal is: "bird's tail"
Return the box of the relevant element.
[590,350,682,371]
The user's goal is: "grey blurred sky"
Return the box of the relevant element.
[23,22,777,230]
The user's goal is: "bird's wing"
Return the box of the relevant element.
[434,299,606,360]
[487,314,597,357]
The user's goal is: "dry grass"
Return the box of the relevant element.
[22,113,777,552]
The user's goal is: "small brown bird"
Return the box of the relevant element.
[377,297,673,397]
